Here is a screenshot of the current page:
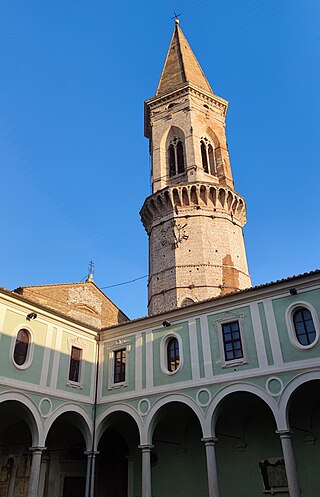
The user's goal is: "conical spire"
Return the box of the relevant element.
[156,20,213,96]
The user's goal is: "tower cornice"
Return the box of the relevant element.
[140,182,247,234]
[144,83,228,138]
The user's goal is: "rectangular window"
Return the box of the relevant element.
[222,321,243,362]
[69,346,82,383]
[113,349,126,384]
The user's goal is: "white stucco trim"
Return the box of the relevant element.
[160,332,183,376]
[43,404,93,450]
[0,391,43,446]
[98,357,320,405]
[50,327,62,389]
[205,383,280,438]
[0,302,6,343]
[135,333,143,392]
[145,330,154,389]
[214,311,247,368]
[278,370,320,430]
[188,318,200,380]
[66,337,88,389]
[107,339,131,389]
[250,302,268,368]
[143,393,206,445]
[199,315,213,378]
[285,301,320,350]
[10,324,35,370]
[95,403,143,450]
[40,324,54,387]
[263,299,283,365]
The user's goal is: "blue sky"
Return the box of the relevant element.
[0,0,319,319]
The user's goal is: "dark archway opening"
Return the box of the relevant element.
[0,401,34,497]
[96,412,140,497]
[288,379,320,497]
[45,413,87,497]
[215,392,283,497]
[151,402,206,497]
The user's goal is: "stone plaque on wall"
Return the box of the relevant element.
[259,458,288,493]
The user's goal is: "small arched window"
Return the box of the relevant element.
[293,308,316,346]
[181,297,194,307]
[167,337,180,372]
[13,329,30,366]
[200,137,216,175]
[168,136,185,177]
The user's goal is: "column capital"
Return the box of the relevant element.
[201,437,218,445]
[29,446,47,454]
[84,450,100,457]
[138,444,154,452]
[276,429,293,438]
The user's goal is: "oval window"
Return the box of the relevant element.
[167,337,180,372]
[13,329,30,366]
[293,308,316,346]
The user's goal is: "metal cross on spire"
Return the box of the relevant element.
[88,260,95,275]
[86,260,95,282]
[171,11,182,23]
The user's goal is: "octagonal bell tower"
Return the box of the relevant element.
[141,20,251,315]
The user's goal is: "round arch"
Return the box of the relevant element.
[143,394,206,445]
[0,391,42,446]
[205,384,280,437]
[95,404,143,450]
[44,404,93,450]
[278,371,320,430]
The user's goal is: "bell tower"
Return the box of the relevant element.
[140,20,251,315]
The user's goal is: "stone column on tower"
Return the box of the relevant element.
[141,19,251,315]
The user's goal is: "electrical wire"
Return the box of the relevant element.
[100,275,148,289]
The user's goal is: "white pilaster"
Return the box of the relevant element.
[188,318,200,380]
[199,315,213,378]
[49,327,62,389]
[135,333,143,392]
[145,330,154,389]
[264,299,283,365]
[250,302,268,368]
[40,326,54,387]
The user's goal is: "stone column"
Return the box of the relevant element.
[27,447,46,497]
[84,451,99,497]
[139,445,153,497]
[84,452,92,497]
[126,456,134,497]
[37,455,49,497]
[202,437,220,497]
[276,430,301,497]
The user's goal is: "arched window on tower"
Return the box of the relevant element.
[200,137,217,176]
[168,136,185,177]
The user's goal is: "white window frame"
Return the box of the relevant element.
[107,339,131,389]
[285,301,320,350]
[160,332,183,376]
[11,325,34,370]
[214,311,247,368]
[66,337,87,389]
